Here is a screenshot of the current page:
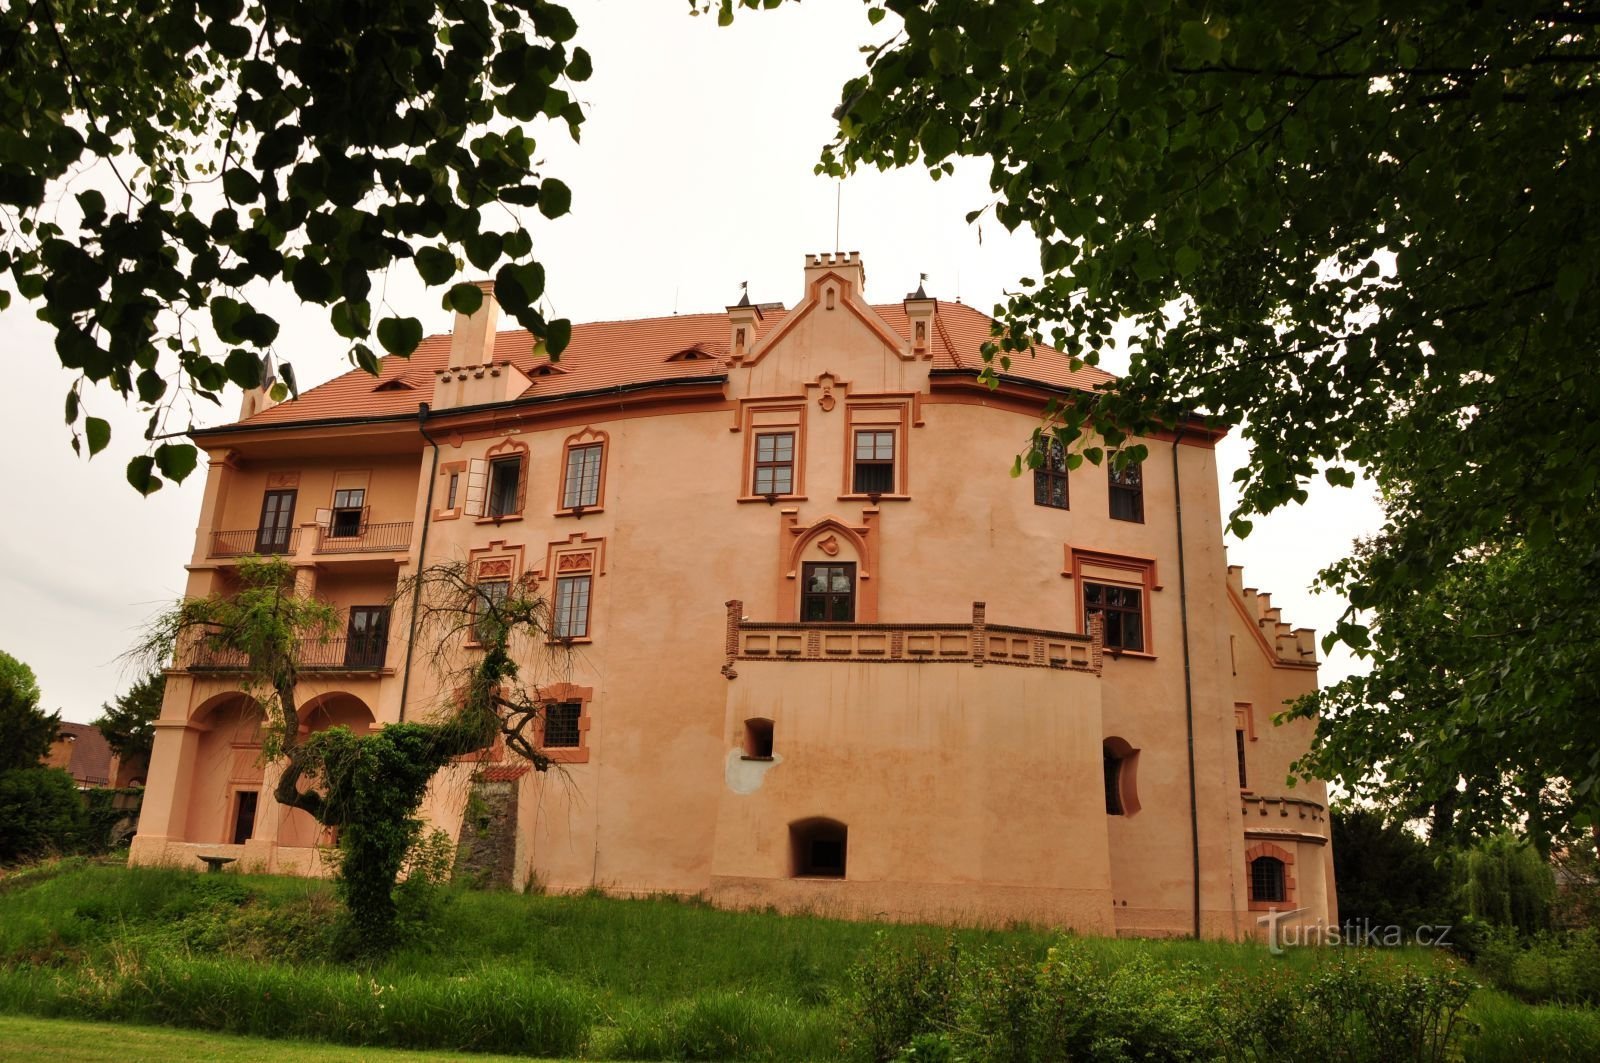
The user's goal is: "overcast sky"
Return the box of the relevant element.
[0,2,1383,723]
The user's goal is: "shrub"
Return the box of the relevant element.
[0,768,89,864]
[1472,927,1600,1005]
[845,935,1474,1063]
[841,933,962,1061]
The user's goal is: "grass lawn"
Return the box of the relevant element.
[0,1013,553,1062]
[0,858,1595,1060]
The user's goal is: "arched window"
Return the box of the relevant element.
[1250,857,1286,903]
[1102,737,1140,816]
[743,718,774,759]
[1103,748,1124,815]
[789,818,847,878]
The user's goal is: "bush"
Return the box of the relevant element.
[0,768,89,864]
[843,935,1475,1063]
[840,933,962,1061]
[1465,992,1600,1063]
[1471,927,1600,1005]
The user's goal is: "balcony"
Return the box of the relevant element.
[186,636,390,674]
[314,521,412,555]
[721,601,1102,675]
[210,528,301,557]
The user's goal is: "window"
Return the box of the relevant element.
[1250,857,1286,904]
[790,818,847,878]
[1103,748,1124,815]
[801,562,855,622]
[1033,437,1068,509]
[1109,462,1144,522]
[330,488,365,538]
[1084,581,1145,652]
[1236,729,1249,790]
[345,606,389,669]
[446,471,460,510]
[852,430,896,494]
[473,579,510,644]
[743,718,774,759]
[488,456,523,518]
[753,432,795,496]
[563,443,603,509]
[543,701,582,748]
[256,490,297,553]
[553,575,591,639]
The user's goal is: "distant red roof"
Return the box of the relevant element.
[478,764,531,783]
[52,722,114,787]
[221,301,1114,432]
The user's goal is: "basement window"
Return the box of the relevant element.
[789,818,847,878]
[743,718,774,759]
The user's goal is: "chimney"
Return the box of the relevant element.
[803,251,866,309]
[448,280,500,369]
[432,279,530,411]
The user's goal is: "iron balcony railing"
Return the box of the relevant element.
[186,636,390,673]
[315,521,412,554]
[210,527,301,557]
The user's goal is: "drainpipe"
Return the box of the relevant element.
[1170,425,1202,939]
[400,402,441,722]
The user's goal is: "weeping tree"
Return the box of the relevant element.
[137,554,569,949]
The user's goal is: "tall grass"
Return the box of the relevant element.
[0,861,1596,1060]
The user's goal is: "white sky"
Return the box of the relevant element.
[0,1,1382,723]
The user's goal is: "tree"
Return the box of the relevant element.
[0,650,84,864]
[94,671,165,762]
[1331,806,1456,934]
[1,0,585,493]
[137,555,568,949]
[713,0,1600,838]
[0,650,59,775]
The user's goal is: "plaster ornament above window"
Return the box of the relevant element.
[818,535,840,557]
[818,388,836,412]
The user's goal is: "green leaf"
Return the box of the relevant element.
[85,416,110,456]
[376,316,424,356]
[206,21,253,59]
[154,442,198,483]
[545,318,572,357]
[415,246,457,285]
[538,178,572,219]
[65,389,80,425]
[221,168,259,204]
[126,455,161,495]
[1178,20,1222,63]
[444,282,484,315]
[1174,245,1202,277]
[225,347,264,389]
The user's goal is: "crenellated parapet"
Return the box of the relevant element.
[1226,564,1317,668]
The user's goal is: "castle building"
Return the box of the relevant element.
[131,253,1335,938]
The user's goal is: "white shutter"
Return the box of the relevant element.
[314,508,333,530]
[463,459,488,517]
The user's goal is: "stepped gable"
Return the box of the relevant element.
[1226,564,1318,668]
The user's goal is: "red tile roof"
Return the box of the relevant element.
[477,764,531,782]
[229,301,1114,430]
[53,722,114,787]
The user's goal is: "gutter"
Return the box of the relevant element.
[399,402,441,723]
[1170,425,1203,939]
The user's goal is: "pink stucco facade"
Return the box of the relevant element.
[131,253,1335,939]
